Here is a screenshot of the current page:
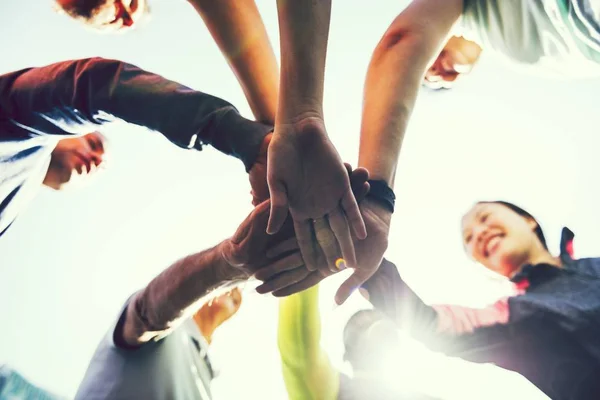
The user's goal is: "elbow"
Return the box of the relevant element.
[371,28,423,66]
[72,57,128,86]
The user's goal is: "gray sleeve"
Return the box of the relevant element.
[0,58,272,171]
[75,296,212,400]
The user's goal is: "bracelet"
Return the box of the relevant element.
[366,180,395,213]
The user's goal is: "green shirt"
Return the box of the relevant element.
[278,286,340,400]
[460,0,600,76]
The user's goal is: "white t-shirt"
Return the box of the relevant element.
[459,0,600,77]
[75,297,215,400]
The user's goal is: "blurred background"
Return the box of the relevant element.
[1,0,599,398]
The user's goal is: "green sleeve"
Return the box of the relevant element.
[277,285,340,400]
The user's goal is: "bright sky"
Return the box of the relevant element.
[1,1,600,399]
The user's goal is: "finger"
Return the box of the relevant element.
[231,200,270,244]
[328,208,356,269]
[341,190,367,240]
[255,267,311,294]
[266,181,288,235]
[349,167,369,187]
[350,172,370,200]
[313,217,342,273]
[334,269,375,305]
[343,162,353,177]
[295,219,319,271]
[254,252,304,281]
[271,272,324,297]
[266,237,300,259]
[353,182,370,202]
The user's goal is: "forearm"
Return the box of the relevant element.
[190,0,279,124]
[358,0,463,185]
[362,259,439,336]
[0,58,272,170]
[276,0,331,123]
[120,242,247,347]
[278,285,339,400]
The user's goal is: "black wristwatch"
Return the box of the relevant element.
[366,180,395,213]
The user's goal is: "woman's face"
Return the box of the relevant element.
[461,203,539,277]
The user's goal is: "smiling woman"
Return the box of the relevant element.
[356,200,600,400]
[461,201,553,278]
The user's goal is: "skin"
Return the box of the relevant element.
[54,0,371,298]
[461,202,560,278]
[424,35,483,90]
[43,132,106,190]
[193,287,242,344]
[267,0,366,277]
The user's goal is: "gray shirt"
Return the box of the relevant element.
[75,297,215,400]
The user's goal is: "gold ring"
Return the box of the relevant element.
[335,258,346,270]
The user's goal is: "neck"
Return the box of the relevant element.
[513,245,562,278]
[528,245,562,267]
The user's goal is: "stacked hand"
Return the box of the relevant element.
[265,117,367,273]
[245,119,392,303]
[254,195,391,304]
[219,199,304,288]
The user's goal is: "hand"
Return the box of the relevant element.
[248,133,272,206]
[219,200,308,291]
[357,258,402,314]
[254,166,374,296]
[266,117,367,273]
[333,198,391,304]
[256,197,391,303]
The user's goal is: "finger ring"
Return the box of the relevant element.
[335,258,346,270]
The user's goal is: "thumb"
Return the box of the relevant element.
[334,269,373,305]
[267,180,289,235]
[220,239,240,267]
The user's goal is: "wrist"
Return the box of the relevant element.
[365,180,396,214]
[216,241,251,283]
[211,109,274,172]
[274,105,324,127]
[364,197,393,226]
[249,132,271,170]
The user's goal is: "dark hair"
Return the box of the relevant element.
[479,201,548,250]
[57,0,108,21]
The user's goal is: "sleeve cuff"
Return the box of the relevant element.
[208,109,273,172]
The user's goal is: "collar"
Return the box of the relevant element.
[510,227,575,285]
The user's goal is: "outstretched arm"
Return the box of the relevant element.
[189,0,279,124]
[362,259,512,338]
[0,58,272,171]
[278,285,339,400]
[265,0,366,278]
[119,200,302,347]
[359,0,463,185]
